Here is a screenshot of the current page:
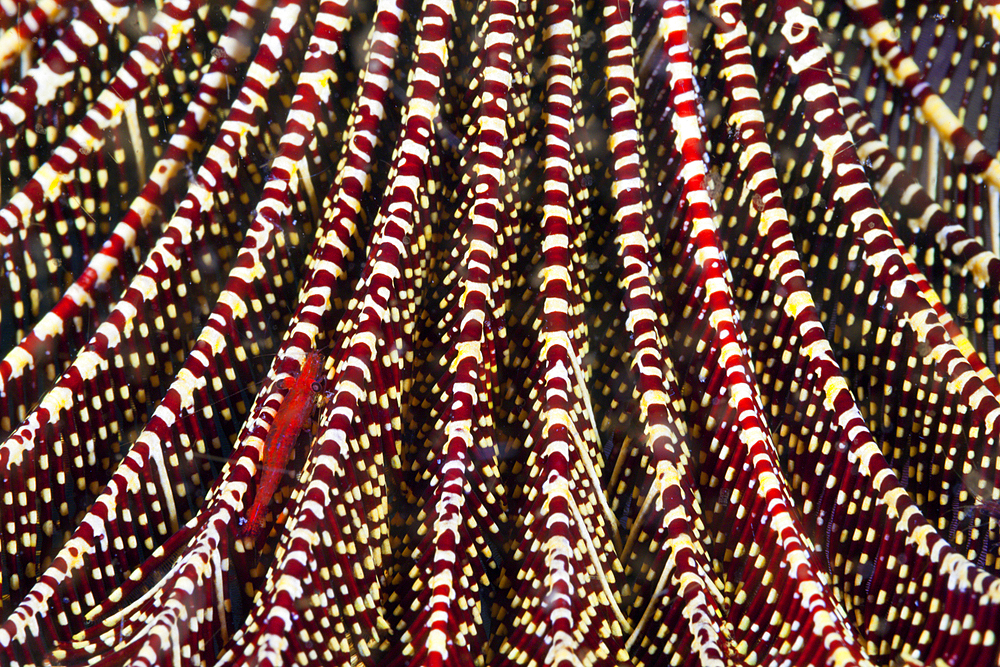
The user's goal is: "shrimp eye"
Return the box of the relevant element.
[311,380,323,393]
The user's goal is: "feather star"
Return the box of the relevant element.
[0,0,998,665]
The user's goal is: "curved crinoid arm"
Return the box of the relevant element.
[374,2,516,666]
[837,83,1000,375]
[706,0,1000,662]
[0,2,262,444]
[835,3,1000,261]
[46,1,390,663]
[638,1,873,665]
[0,0,282,612]
[814,0,1000,277]
[42,511,232,667]
[489,1,633,665]
[755,0,1000,571]
[0,1,231,347]
[0,0,278,616]
[6,0,1000,665]
[823,0,1000,377]
[0,0,72,78]
[592,1,730,664]
[212,1,453,664]
[206,0,397,549]
[0,1,324,660]
[0,0,136,199]
[827,76,1000,404]
[842,0,1000,196]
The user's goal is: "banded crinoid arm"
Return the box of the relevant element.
[0,0,45,32]
[822,5,1000,372]
[0,0,72,79]
[45,512,236,667]
[204,0,392,548]
[0,1,327,660]
[755,0,1000,570]
[492,1,632,665]
[7,1,1000,665]
[0,0,134,197]
[209,0,405,659]
[399,3,524,361]
[0,0,264,441]
[820,0,1000,256]
[837,85,1000,371]
[214,1,451,664]
[376,2,515,666]
[0,0,228,348]
[595,0,730,664]
[707,0,1000,662]
[295,0,408,302]
[214,5,406,663]
[825,77,1000,399]
[50,1,397,663]
[842,0,1000,193]
[834,83,1000,573]
[643,0,874,664]
[0,0,279,616]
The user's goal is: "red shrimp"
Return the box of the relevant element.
[244,351,327,538]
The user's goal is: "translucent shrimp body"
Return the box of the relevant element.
[245,352,327,538]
